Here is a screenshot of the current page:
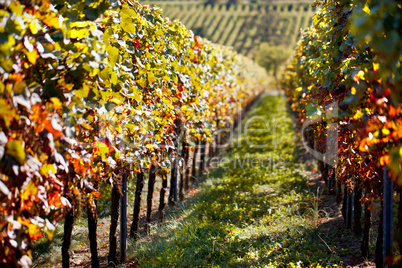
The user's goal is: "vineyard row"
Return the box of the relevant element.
[0,0,268,267]
[282,0,401,266]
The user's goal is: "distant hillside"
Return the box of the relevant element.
[141,1,316,57]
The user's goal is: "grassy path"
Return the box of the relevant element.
[130,95,342,267]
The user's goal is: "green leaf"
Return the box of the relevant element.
[13,81,26,94]
[305,104,320,118]
[6,140,25,165]
[0,59,13,73]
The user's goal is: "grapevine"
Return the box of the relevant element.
[282,0,401,263]
[0,0,268,266]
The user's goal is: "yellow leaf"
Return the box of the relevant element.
[0,99,18,127]
[45,228,54,241]
[147,72,156,84]
[95,141,109,160]
[1,59,13,72]
[45,219,56,241]
[70,28,90,39]
[28,222,43,240]
[363,4,370,15]
[50,97,62,110]
[155,134,163,141]
[121,6,137,18]
[40,163,56,176]
[25,49,39,65]
[107,45,119,68]
[21,180,38,201]
[146,144,156,150]
[382,128,390,136]
[373,62,379,72]
[111,71,118,85]
[75,83,90,98]
[6,140,25,165]
[351,86,356,95]
[116,125,123,133]
[29,22,39,35]
[353,109,363,120]
[0,35,15,57]
[100,90,112,101]
[353,70,365,82]
[162,97,173,110]
[100,68,111,82]
[120,6,137,33]
[127,88,142,102]
[111,92,125,105]
[9,1,23,16]
[43,14,60,29]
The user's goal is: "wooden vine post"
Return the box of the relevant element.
[198,139,206,177]
[383,166,393,267]
[108,176,121,264]
[146,166,157,233]
[179,139,189,200]
[328,169,335,195]
[346,185,354,229]
[215,118,220,156]
[353,177,362,236]
[158,174,168,222]
[169,119,181,205]
[361,182,372,258]
[191,138,200,180]
[130,171,145,239]
[62,202,74,268]
[120,171,128,262]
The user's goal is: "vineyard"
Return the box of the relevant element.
[142,1,315,57]
[0,0,402,267]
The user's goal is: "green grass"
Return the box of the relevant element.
[128,94,342,267]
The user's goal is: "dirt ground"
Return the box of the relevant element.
[305,170,376,268]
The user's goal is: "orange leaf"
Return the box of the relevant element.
[91,190,102,198]
[359,139,368,152]
[44,118,62,138]
[380,155,390,166]
[42,13,60,29]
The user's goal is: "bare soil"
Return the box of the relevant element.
[305,170,376,268]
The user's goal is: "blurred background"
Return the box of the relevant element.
[142,0,316,84]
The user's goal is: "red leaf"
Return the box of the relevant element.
[134,38,140,49]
